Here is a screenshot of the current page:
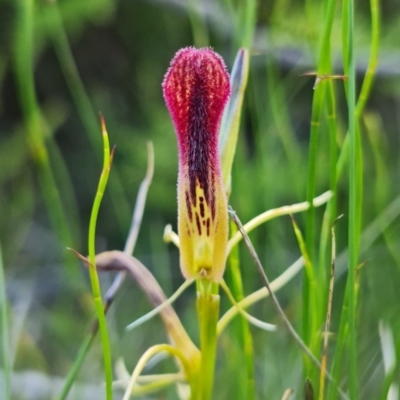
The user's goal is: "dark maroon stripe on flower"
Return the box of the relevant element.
[195,213,202,235]
[185,190,193,222]
[163,47,230,216]
[210,172,216,220]
[199,198,205,218]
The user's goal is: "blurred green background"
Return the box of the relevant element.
[1,0,400,398]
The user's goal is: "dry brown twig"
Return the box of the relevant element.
[228,206,349,400]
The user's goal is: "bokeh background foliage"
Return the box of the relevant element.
[1,0,400,398]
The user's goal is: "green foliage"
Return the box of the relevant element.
[1,0,400,399]
[0,243,11,400]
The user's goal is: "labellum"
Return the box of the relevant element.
[163,47,230,281]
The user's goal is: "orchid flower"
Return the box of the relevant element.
[93,48,333,400]
[60,47,337,400]
[163,47,230,282]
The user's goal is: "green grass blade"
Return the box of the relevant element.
[219,48,249,196]
[239,0,257,49]
[378,321,398,400]
[344,0,359,397]
[57,143,153,399]
[0,244,11,400]
[291,215,319,374]
[317,80,338,287]
[304,0,337,378]
[326,262,363,400]
[291,216,318,317]
[355,0,380,119]
[227,221,255,399]
[87,117,114,400]
[197,280,220,400]
[336,0,380,184]
[55,335,95,400]
[223,0,256,49]
[305,0,337,262]
[305,83,324,263]
[325,289,349,400]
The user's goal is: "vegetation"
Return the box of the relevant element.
[1,0,400,399]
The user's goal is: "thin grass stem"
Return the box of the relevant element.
[355,0,380,119]
[318,78,338,283]
[0,244,11,400]
[336,0,380,184]
[239,0,257,49]
[218,257,304,335]
[55,335,95,400]
[227,191,332,255]
[87,117,114,400]
[325,285,349,400]
[228,207,348,400]
[344,0,359,397]
[305,0,337,251]
[378,322,398,400]
[126,279,194,331]
[122,344,190,400]
[304,0,337,358]
[319,216,341,400]
[281,388,294,400]
[114,373,185,396]
[57,143,154,400]
[197,279,219,400]
[124,142,154,255]
[226,221,255,399]
[220,280,276,332]
[291,215,319,338]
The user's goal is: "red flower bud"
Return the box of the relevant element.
[163,47,230,281]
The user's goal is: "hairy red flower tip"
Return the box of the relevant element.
[163,47,230,161]
[163,47,231,281]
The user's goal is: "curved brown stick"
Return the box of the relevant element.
[95,251,200,365]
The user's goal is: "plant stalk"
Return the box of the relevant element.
[196,280,220,400]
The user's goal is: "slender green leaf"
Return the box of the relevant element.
[0,244,11,400]
[219,48,250,196]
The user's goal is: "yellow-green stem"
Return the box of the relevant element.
[227,221,255,399]
[0,243,11,400]
[196,279,220,400]
[87,119,114,400]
